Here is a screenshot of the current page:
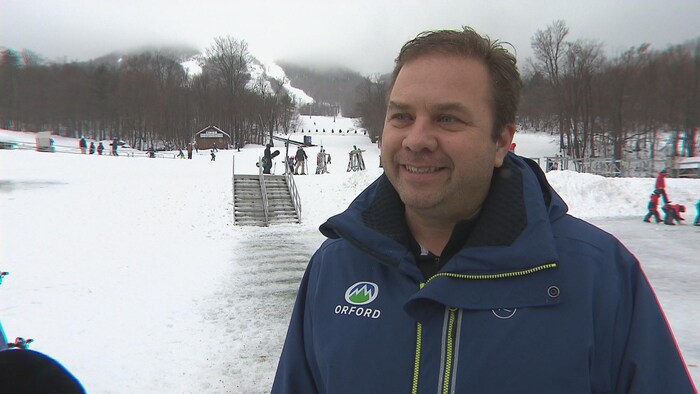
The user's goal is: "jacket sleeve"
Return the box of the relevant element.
[612,247,696,393]
[271,258,320,394]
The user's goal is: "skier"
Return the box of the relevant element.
[294,146,307,175]
[315,147,329,174]
[643,193,661,223]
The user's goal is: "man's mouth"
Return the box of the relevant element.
[404,165,441,174]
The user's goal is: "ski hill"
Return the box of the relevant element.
[0,119,698,392]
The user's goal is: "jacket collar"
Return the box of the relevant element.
[320,153,568,272]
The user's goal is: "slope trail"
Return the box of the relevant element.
[201,227,322,392]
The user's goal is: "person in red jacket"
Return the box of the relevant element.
[662,203,685,225]
[655,169,669,204]
[643,193,661,223]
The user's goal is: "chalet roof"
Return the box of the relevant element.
[194,125,231,139]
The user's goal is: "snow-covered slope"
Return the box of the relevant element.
[1,122,698,392]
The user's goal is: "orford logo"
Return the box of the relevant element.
[335,281,381,319]
[344,281,379,305]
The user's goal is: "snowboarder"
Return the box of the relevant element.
[643,193,661,223]
[263,144,273,174]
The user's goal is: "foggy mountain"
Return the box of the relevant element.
[274,61,370,117]
[1,43,373,116]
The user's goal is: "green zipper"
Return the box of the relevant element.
[411,282,426,394]
[426,262,558,283]
[442,308,458,394]
[411,262,558,393]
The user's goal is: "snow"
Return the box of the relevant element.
[181,58,203,78]
[1,117,698,392]
[247,60,314,106]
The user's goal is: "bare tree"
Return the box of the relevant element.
[203,36,252,145]
[531,20,569,153]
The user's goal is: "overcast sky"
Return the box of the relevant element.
[2,0,699,75]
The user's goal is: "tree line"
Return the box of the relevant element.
[355,21,700,161]
[0,36,299,150]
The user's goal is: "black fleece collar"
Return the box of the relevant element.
[361,157,528,249]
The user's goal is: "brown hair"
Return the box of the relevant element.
[389,27,521,140]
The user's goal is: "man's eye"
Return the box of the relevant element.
[437,114,457,123]
[390,113,411,121]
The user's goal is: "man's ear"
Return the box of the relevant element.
[494,123,516,167]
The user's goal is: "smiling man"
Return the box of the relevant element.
[272,28,695,393]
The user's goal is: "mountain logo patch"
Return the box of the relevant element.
[344,282,378,305]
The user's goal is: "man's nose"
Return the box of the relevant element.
[401,117,438,152]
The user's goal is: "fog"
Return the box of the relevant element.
[2,0,700,74]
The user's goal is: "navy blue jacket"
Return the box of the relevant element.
[272,154,695,393]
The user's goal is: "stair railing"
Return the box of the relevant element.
[232,155,236,224]
[284,159,302,224]
[258,156,270,226]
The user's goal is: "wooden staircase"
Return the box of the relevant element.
[233,174,300,226]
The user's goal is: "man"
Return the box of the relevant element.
[272,28,695,393]
[294,146,307,175]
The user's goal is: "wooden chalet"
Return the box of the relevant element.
[193,126,231,150]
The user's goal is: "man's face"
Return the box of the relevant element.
[381,54,513,221]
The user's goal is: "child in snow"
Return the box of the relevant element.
[210,149,216,161]
[662,203,685,225]
[643,193,661,223]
